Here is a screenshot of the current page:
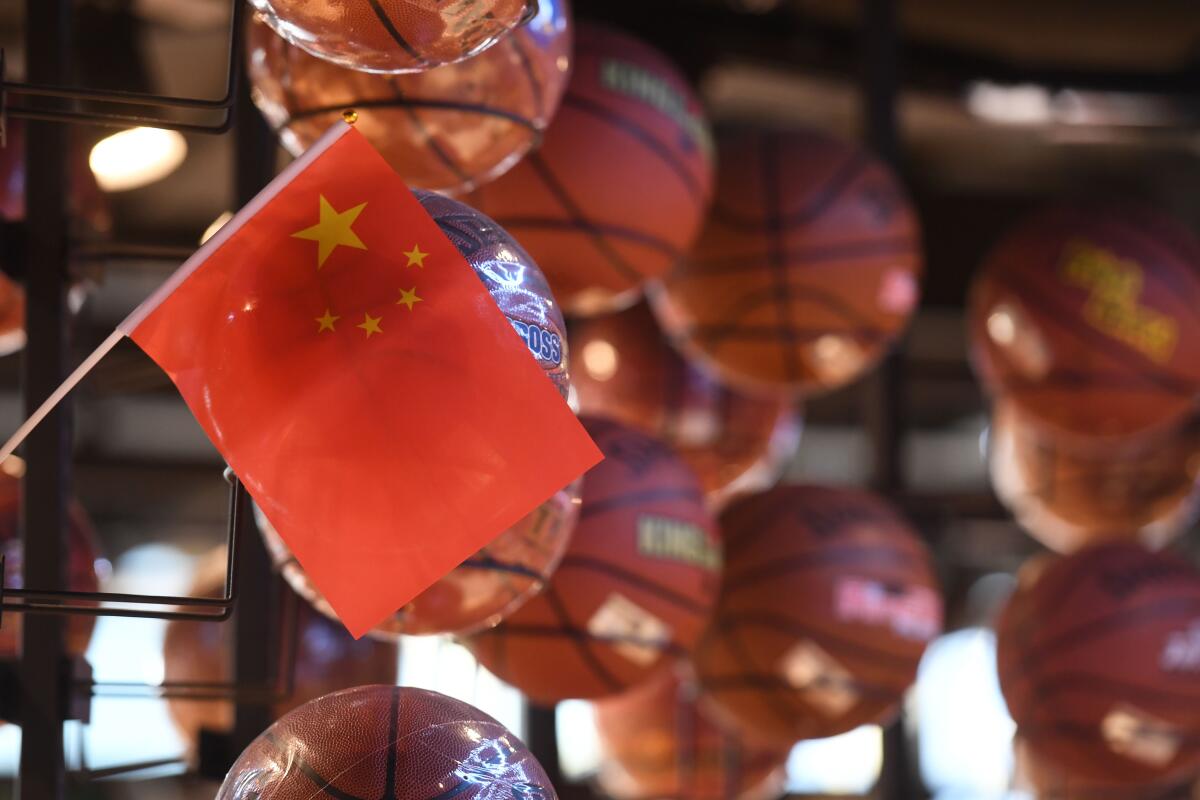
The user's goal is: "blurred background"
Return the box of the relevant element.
[1,0,1200,798]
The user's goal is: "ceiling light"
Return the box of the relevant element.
[89,127,187,192]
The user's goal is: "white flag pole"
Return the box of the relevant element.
[0,329,124,461]
[0,120,355,462]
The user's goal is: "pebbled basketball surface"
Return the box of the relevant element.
[694,485,942,745]
[996,543,1200,787]
[249,0,536,74]
[652,128,922,395]
[468,416,721,705]
[247,0,571,194]
[968,202,1200,442]
[217,685,555,800]
[470,24,714,314]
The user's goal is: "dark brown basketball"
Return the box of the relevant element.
[652,128,922,396]
[593,664,791,800]
[0,460,105,660]
[969,203,1200,443]
[217,685,555,799]
[694,485,942,747]
[996,544,1200,788]
[989,399,1200,553]
[247,0,571,195]
[571,301,803,507]
[467,416,721,705]
[248,0,536,73]
[1013,733,1196,800]
[163,550,398,756]
[471,24,714,315]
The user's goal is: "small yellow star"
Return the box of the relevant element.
[396,287,422,311]
[357,313,383,338]
[315,309,340,332]
[292,195,368,268]
[403,244,428,268]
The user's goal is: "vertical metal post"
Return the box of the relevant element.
[860,0,905,497]
[18,0,73,796]
[859,1,918,799]
[228,82,281,757]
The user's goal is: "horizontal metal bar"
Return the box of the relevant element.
[0,477,244,621]
[1,602,231,621]
[1,0,244,135]
[6,587,231,607]
[3,105,232,134]
[4,81,233,111]
[73,757,184,781]
[71,242,194,262]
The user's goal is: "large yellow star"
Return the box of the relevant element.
[357,313,383,338]
[396,287,422,311]
[403,244,428,268]
[315,309,340,333]
[292,195,368,268]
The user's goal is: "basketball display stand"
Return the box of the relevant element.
[2,0,1190,798]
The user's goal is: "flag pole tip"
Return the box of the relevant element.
[342,109,359,125]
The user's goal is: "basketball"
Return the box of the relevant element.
[988,399,1200,553]
[162,549,398,755]
[1012,733,1195,800]
[257,481,579,636]
[593,664,791,800]
[467,416,721,705]
[996,543,1200,787]
[259,190,580,635]
[694,485,942,746]
[470,23,714,315]
[571,301,802,507]
[0,459,105,660]
[651,128,922,396]
[247,0,571,195]
[968,203,1200,443]
[247,0,537,74]
[216,685,554,799]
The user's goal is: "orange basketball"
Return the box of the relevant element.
[217,686,554,799]
[652,128,922,396]
[969,203,1200,443]
[247,0,571,195]
[694,485,942,747]
[571,301,802,507]
[468,416,721,705]
[593,664,791,800]
[1012,733,1196,800]
[247,0,536,74]
[0,460,105,660]
[996,544,1200,788]
[256,479,579,636]
[163,550,398,755]
[471,24,714,315]
[988,399,1200,553]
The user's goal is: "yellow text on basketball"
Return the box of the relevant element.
[1060,240,1178,364]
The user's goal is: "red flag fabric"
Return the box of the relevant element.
[121,123,601,637]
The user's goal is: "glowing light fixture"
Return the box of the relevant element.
[89,127,187,192]
[201,211,234,245]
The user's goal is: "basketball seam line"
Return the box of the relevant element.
[525,153,645,284]
[366,0,432,66]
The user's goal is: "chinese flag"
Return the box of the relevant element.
[120,123,601,637]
